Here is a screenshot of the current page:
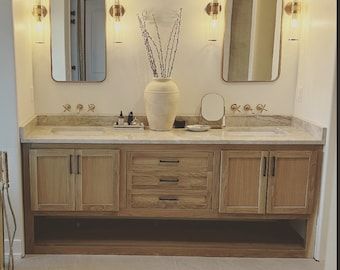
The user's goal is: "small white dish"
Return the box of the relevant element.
[186,125,211,132]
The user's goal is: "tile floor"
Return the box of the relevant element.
[13,255,324,270]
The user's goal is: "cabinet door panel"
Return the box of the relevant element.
[267,151,317,214]
[30,149,75,211]
[76,150,120,212]
[220,151,269,214]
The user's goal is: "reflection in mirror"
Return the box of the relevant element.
[201,93,225,122]
[50,0,106,82]
[222,0,282,82]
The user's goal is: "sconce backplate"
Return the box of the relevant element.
[32,5,48,19]
[110,5,125,18]
[205,2,222,16]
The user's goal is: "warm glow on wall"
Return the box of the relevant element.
[110,0,125,43]
[205,0,222,42]
[32,0,47,44]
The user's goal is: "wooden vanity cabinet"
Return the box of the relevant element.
[29,149,76,211]
[220,150,318,215]
[29,149,120,212]
[75,149,120,212]
[23,144,322,258]
[219,151,269,214]
[266,151,318,215]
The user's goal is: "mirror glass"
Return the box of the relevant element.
[201,93,225,122]
[222,0,282,82]
[50,0,106,82]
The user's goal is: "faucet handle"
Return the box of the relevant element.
[63,104,71,112]
[230,104,241,113]
[256,104,268,114]
[87,104,96,112]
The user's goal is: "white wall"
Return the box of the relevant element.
[293,0,337,266]
[12,0,35,125]
[32,0,299,116]
[0,0,24,255]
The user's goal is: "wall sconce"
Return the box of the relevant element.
[205,0,222,42]
[32,0,47,44]
[285,0,301,41]
[110,0,125,43]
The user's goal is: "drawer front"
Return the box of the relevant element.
[128,171,212,191]
[127,151,214,172]
[129,193,210,210]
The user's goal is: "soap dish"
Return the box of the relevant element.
[186,125,211,132]
[113,123,145,130]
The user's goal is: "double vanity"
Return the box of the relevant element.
[20,115,325,258]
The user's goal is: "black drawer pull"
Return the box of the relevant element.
[159,178,179,184]
[159,160,180,164]
[159,196,179,202]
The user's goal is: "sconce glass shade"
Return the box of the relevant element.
[110,0,125,43]
[208,15,219,42]
[285,1,301,41]
[206,1,222,42]
[32,0,47,44]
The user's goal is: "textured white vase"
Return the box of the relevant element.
[144,78,180,131]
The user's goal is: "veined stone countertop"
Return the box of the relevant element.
[20,115,326,145]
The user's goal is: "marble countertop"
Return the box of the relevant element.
[20,118,326,145]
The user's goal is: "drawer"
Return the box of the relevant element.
[127,171,212,191]
[127,151,214,172]
[129,192,211,210]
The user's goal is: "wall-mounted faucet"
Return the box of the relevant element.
[76,104,84,114]
[243,104,253,113]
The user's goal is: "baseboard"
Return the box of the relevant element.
[3,239,23,258]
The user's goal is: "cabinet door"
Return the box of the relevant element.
[29,149,76,211]
[75,150,120,212]
[266,151,317,214]
[220,151,269,214]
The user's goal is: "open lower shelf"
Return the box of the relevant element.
[33,217,306,257]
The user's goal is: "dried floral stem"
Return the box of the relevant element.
[138,9,182,79]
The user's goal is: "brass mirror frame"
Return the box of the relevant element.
[221,0,284,83]
[49,0,108,83]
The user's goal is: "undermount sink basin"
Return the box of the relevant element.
[51,127,107,136]
[224,127,287,136]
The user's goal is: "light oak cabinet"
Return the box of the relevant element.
[220,150,318,215]
[29,149,76,211]
[126,151,214,211]
[266,151,317,214]
[29,149,119,212]
[220,151,269,214]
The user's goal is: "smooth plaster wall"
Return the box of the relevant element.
[0,0,25,255]
[32,0,299,116]
[292,0,337,266]
[12,0,35,125]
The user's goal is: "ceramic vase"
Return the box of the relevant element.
[144,78,180,131]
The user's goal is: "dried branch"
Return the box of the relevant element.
[138,9,183,79]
